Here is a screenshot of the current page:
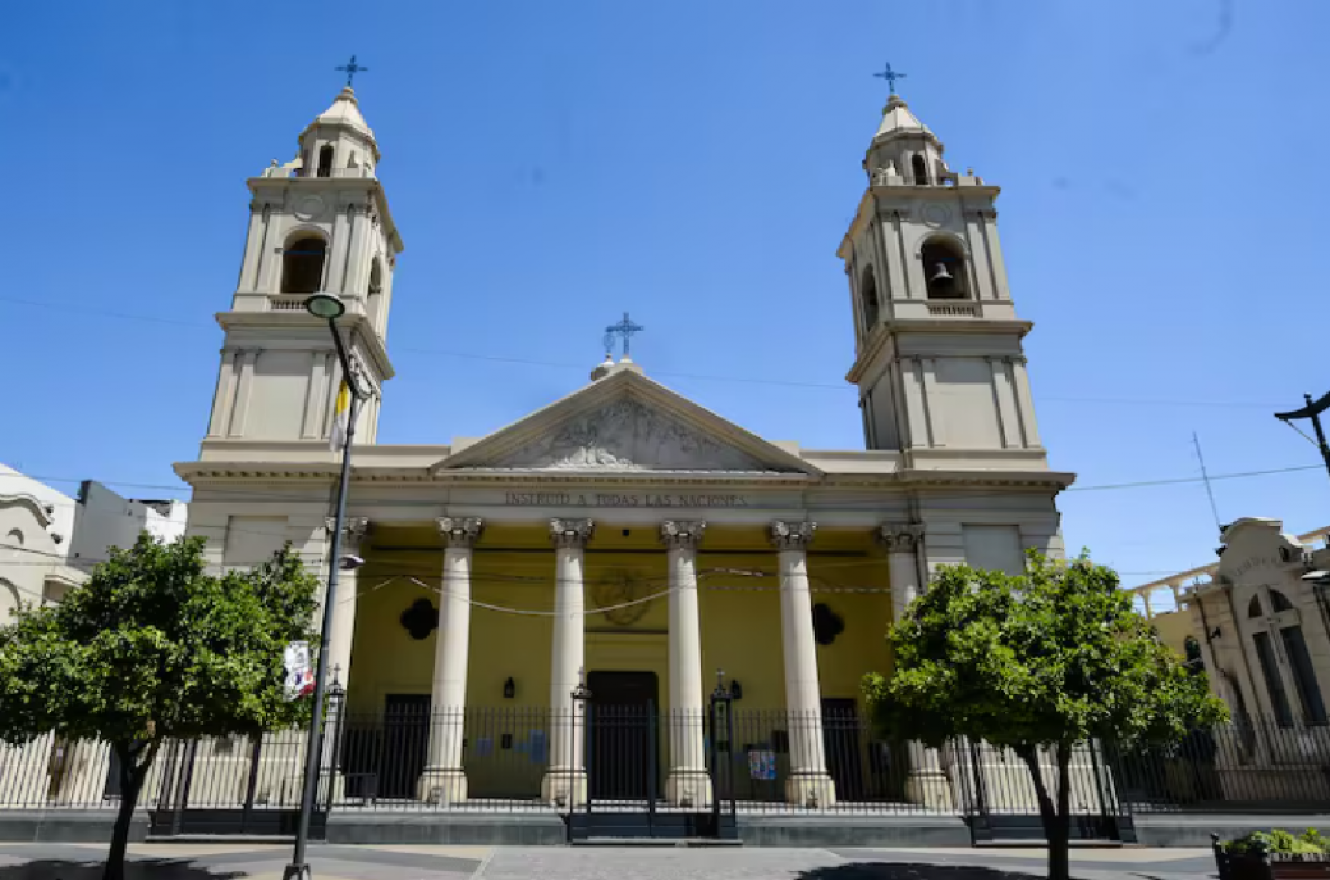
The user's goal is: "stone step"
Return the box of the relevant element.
[573,837,743,847]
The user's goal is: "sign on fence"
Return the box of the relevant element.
[748,749,776,781]
[283,641,314,700]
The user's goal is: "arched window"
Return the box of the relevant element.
[281,235,327,294]
[911,154,929,185]
[1247,595,1263,618]
[317,145,334,178]
[1271,589,1294,613]
[859,266,879,330]
[921,238,968,300]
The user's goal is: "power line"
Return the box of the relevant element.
[0,294,1287,408]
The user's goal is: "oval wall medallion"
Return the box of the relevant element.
[919,203,951,229]
[592,570,651,627]
[293,195,326,221]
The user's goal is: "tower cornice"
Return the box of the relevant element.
[214,310,396,381]
[246,176,404,254]
[844,320,1034,385]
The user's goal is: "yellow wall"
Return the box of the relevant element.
[346,522,893,718]
[1151,608,1195,657]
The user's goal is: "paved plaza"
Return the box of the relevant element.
[0,843,1220,880]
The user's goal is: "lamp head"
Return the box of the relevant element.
[305,293,347,320]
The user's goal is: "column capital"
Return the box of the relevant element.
[326,516,370,548]
[438,516,484,549]
[877,522,924,554]
[549,518,595,548]
[660,520,706,550]
[770,520,816,550]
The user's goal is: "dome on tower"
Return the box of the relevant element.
[306,86,376,143]
[873,93,933,141]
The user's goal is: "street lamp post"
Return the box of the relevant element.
[284,293,365,880]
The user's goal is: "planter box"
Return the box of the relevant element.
[1213,838,1330,880]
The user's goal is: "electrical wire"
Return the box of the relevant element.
[0,294,1289,408]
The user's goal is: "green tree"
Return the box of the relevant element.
[863,552,1226,880]
[0,534,320,880]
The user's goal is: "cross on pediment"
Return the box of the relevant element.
[603,312,644,358]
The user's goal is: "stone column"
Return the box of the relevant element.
[419,516,483,804]
[877,522,953,810]
[660,520,711,807]
[878,523,924,624]
[542,518,594,806]
[770,521,836,807]
[324,516,370,690]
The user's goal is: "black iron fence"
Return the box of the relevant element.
[5,710,1330,819]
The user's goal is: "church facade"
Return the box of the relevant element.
[173,84,1072,809]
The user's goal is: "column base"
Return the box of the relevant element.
[665,769,713,808]
[541,768,587,807]
[418,768,468,805]
[905,770,953,810]
[785,772,836,808]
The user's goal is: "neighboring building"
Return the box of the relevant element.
[1130,524,1330,659]
[1134,519,1330,802]
[170,82,1074,814]
[0,464,188,617]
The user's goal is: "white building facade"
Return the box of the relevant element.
[0,465,187,617]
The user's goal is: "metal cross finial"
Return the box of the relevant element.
[873,62,907,96]
[336,54,369,88]
[603,312,644,358]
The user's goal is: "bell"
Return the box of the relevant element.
[929,262,954,285]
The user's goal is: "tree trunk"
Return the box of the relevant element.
[103,741,156,880]
[1048,744,1074,880]
[1017,744,1070,880]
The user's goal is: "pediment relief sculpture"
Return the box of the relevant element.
[491,397,775,472]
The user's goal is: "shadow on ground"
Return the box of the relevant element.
[800,865,1045,880]
[0,860,246,880]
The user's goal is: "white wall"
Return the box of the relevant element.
[0,466,189,610]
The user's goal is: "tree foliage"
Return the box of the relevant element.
[0,534,321,880]
[863,551,1227,880]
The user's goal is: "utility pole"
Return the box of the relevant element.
[1275,391,1330,486]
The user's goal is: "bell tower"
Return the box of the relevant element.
[839,77,1047,469]
[201,86,404,448]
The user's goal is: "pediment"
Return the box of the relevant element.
[1216,518,1307,583]
[437,371,817,475]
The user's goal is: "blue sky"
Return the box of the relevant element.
[1,0,1327,593]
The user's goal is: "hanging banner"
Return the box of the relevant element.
[284,641,315,701]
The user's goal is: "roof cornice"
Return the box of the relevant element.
[214,310,395,381]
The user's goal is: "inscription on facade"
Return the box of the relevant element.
[503,492,749,509]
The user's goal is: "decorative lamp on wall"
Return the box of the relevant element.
[503,677,516,700]
[729,680,743,700]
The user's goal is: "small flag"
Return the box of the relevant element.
[283,641,315,701]
[330,381,350,451]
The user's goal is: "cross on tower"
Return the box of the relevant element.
[603,312,644,358]
[336,54,369,88]
[873,62,907,96]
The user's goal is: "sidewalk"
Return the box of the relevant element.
[0,843,1220,880]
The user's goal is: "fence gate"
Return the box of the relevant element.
[959,739,1135,844]
[148,734,326,838]
[566,693,737,842]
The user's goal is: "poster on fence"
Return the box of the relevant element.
[529,730,547,763]
[748,749,776,781]
[283,641,315,701]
